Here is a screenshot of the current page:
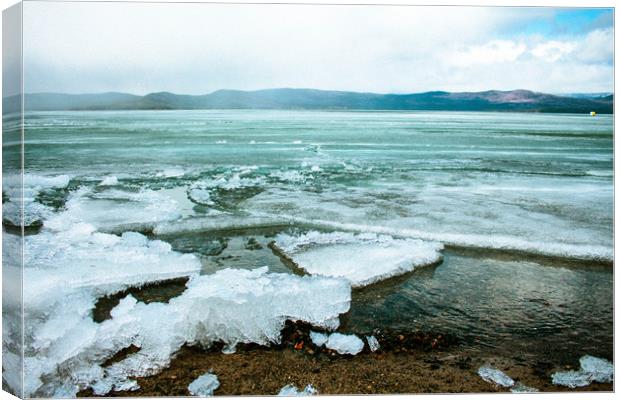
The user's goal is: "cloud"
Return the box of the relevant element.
[531,41,576,62]
[573,28,614,64]
[450,40,527,66]
[21,2,613,94]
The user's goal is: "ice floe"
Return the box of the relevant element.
[325,333,364,355]
[477,366,515,387]
[552,355,614,388]
[188,373,220,396]
[266,215,613,263]
[274,231,443,287]
[44,187,182,233]
[278,384,318,396]
[153,215,289,235]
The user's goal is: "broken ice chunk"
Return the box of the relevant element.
[580,355,614,383]
[510,382,539,393]
[477,365,515,387]
[551,370,592,388]
[222,344,237,354]
[366,335,380,352]
[114,380,140,392]
[309,331,328,347]
[278,384,318,396]
[552,355,614,388]
[188,373,220,396]
[325,333,364,355]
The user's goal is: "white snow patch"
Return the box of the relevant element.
[278,384,318,396]
[325,333,364,355]
[477,365,515,387]
[274,231,443,287]
[188,373,220,396]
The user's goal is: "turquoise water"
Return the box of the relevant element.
[3,110,613,394]
[19,110,613,260]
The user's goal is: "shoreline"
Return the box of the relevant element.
[77,321,613,397]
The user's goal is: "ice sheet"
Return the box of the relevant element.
[44,187,182,233]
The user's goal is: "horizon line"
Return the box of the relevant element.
[7,87,615,98]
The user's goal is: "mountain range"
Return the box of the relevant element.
[3,88,613,114]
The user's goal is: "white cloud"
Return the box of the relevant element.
[449,40,527,66]
[21,2,613,94]
[573,28,614,64]
[531,41,576,62]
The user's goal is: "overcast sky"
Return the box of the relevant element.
[23,2,613,95]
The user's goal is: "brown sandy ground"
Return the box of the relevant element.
[78,322,612,397]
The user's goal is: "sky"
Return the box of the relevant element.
[22,2,614,95]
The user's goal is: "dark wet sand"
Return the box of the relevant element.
[78,322,612,397]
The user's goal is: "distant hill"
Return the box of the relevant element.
[3,88,613,114]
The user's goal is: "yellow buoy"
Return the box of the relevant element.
[590,111,596,116]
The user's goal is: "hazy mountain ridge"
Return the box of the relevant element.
[3,88,613,113]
